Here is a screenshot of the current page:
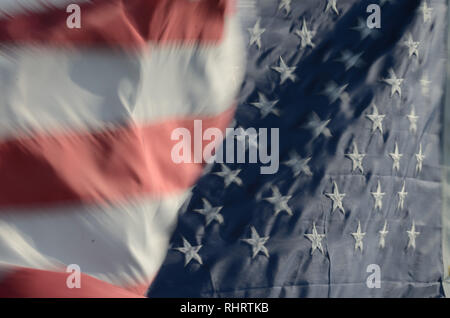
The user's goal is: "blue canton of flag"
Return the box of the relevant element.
[148,0,448,297]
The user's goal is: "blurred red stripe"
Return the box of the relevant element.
[0,107,235,208]
[0,267,145,298]
[0,0,234,48]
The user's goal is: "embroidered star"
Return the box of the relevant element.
[420,74,431,96]
[345,141,365,173]
[325,0,339,15]
[214,164,243,187]
[305,112,332,138]
[272,56,297,84]
[248,18,265,50]
[419,1,433,23]
[242,226,270,258]
[371,180,385,211]
[379,220,389,248]
[194,198,224,226]
[351,221,366,252]
[389,142,403,172]
[294,18,315,49]
[322,81,348,104]
[351,17,378,40]
[416,143,425,174]
[336,50,364,70]
[383,68,403,97]
[325,181,346,214]
[407,106,419,134]
[283,151,313,177]
[264,186,293,216]
[397,181,408,210]
[174,237,203,267]
[366,103,385,134]
[403,33,419,58]
[250,92,280,118]
[305,222,326,255]
[278,0,292,14]
[407,221,420,249]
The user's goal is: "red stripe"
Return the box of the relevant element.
[0,0,233,48]
[0,267,144,298]
[0,107,235,208]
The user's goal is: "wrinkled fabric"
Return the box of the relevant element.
[148,0,447,297]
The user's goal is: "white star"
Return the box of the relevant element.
[420,74,431,97]
[371,180,385,211]
[248,18,265,50]
[272,56,297,84]
[194,198,224,226]
[250,92,280,118]
[403,33,419,58]
[351,17,378,40]
[242,226,270,258]
[283,151,313,177]
[366,103,385,134]
[351,221,366,252]
[419,1,433,23]
[336,50,364,70]
[383,68,403,98]
[407,106,419,134]
[416,143,425,174]
[325,181,346,214]
[407,221,420,249]
[325,0,339,15]
[214,164,243,187]
[389,142,403,172]
[322,81,348,104]
[345,141,365,173]
[174,237,203,267]
[294,18,315,49]
[305,222,326,255]
[397,181,408,210]
[379,220,389,248]
[264,186,293,216]
[305,112,332,138]
[278,0,292,15]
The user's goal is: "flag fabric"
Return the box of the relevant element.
[0,0,244,297]
[148,0,450,297]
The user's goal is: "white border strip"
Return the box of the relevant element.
[442,0,450,298]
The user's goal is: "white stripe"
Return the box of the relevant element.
[0,16,245,139]
[0,192,189,288]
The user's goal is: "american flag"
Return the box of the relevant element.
[147,0,450,297]
[0,0,243,297]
